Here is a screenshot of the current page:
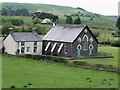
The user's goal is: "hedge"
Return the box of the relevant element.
[24,54,68,64]
[73,61,120,73]
[99,40,120,47]
[5,54,120,73]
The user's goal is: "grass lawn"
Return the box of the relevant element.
[0,37,4,40]
[2,54,118,88]
[72,46,118,67]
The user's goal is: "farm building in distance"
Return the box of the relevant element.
[3,31,42,55]
[42,24,98,57]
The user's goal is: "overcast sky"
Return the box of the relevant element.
[1,0,119,15]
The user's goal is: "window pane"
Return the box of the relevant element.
[34,42,37,46]
[34,47,37,53]
[21,42,25,46]
[27,47,30,52]
[21,47,25,53]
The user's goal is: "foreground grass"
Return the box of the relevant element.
[72,46,118,67]
[3,55,118,88]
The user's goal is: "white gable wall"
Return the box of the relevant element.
[4,34,18,55]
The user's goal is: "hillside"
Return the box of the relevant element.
[1,2,117,27]
[1,2,89,14]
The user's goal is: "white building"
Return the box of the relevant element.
[3,32,42,55]
[41,18,55,26]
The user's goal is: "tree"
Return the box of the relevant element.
[34,24,49,35]
[116,17,120,29]
[66,16,73,24]
[33,18,41,25]
[2,22,14,36]
[2,8,7,16]
[90,18,93,21]
[74,17,81,24]
[92,31,100,38]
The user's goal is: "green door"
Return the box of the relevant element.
[89,48,92,55]
[78,48,81,56]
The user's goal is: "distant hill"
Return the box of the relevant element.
[76,7,86,11]
[1,2,117,27]
[2,2,89,15]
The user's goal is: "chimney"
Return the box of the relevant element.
[32,28,36,33]
[8,26,14,33]
[32,28,38,36]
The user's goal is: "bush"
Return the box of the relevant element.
[73,61,87,66]
[34,24,49,35]
[2,22,15,36]
[24,54,68,64]
[2,18,24,26]
[110,40,120,47]
[92,31,100,38]
[72,61,119,73]
[99,39,120,47]
[11,85,15,88]
[99,41,110,45]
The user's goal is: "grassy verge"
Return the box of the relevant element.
[2,54,118,88]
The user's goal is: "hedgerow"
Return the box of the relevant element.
[24,54,68,64]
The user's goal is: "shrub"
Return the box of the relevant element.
[24,54,68,64]
[28,83,32,85]
[34,24,49,35]
[11,85,15,88]
[92,31,100,38]
[99,41,110,45]
[110,40,120,47]
[73,61,87,66]
[23,85,27,88]
[95,64,104,68]
[2,18,24,26]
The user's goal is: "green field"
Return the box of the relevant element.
[91,29,118,41]
[72,46,118,67]
[2,54,118,88]
[1,2,117,27]
[1,16,33,24]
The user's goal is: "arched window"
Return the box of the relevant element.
[83,35,88,50]
[90,37,93,43]
[78,38,81,43]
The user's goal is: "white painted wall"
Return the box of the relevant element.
[4,34,18,55]
[18,42,42,55]
[4,34,42,55]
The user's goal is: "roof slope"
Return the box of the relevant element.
[10,32,42,42]
[43,24,86,43]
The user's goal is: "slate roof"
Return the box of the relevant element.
[43,24,87,43]
[10,32,42,42]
